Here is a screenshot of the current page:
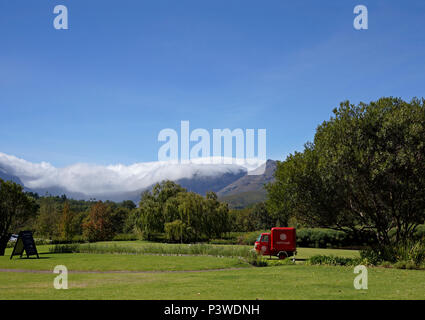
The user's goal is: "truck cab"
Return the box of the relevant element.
[254,233,271,256]
[254,227,296,259]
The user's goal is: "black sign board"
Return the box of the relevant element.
[10,231,39,259]
[0,233,11,256]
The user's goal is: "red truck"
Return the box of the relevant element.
[254,227,296,259]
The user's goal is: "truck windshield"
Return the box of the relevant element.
[256,234,262,242]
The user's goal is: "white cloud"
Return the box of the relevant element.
[0,152,265,196]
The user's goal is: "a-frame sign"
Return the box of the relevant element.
[10,231,39,259]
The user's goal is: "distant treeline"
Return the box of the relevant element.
[1,179,282,244]
[131,180,284,242]
[19,193,138,242]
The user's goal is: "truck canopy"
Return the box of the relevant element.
[270,227,296,252]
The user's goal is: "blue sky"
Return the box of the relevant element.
[1,0,424,167]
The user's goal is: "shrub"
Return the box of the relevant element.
[51,235,86,244]
[393,260,419,270]
[267,258,296,267]
[112,233,139,241]
[306,255,361,266]
[250,258,268,267]
[208,238,236,245]
[360,240,425,268]
[413,225,425,240]
[389,224,425,242]
[245,250,268,267]
[49,244,80,253]
[360,248,385,265]
[389,240,425,266]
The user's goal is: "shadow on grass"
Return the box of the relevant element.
[11,256,50,260]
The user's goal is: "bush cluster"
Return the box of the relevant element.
[306,240,425,269]
[296,228,374,249]
[306,255,361,266]
[360,240,425,269]
[211,228,376,248]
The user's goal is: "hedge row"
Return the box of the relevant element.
[211,228,376,248]
[296,228,375,249]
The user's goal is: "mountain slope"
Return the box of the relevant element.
[219,191,268,209]
[177,169,246,195]
[216,160,276,208]
[217,160,276,197]
[0,167,24,185]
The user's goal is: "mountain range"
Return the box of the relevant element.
[0,158,277,208]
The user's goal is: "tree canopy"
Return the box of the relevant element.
[267,97,425,247]
[136,180,230,242]
[0,179,38,255]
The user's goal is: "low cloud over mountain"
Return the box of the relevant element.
[0,152,267,201]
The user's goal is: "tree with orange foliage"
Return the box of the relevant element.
[82,201,115,242]
[60,201,75,241]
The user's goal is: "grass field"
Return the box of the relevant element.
[0,242,423,300]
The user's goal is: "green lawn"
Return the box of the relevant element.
[0,244,359,273]
[1,249,248,272]
[0,264,424,300]
[0,243,423,300]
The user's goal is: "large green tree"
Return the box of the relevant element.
[267,97,425,247]
[251,202,275,230]
[137,181,230,242]
[137,181,186,239]
[0,179,38,255]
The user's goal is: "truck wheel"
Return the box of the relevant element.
[278,251,288,260]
